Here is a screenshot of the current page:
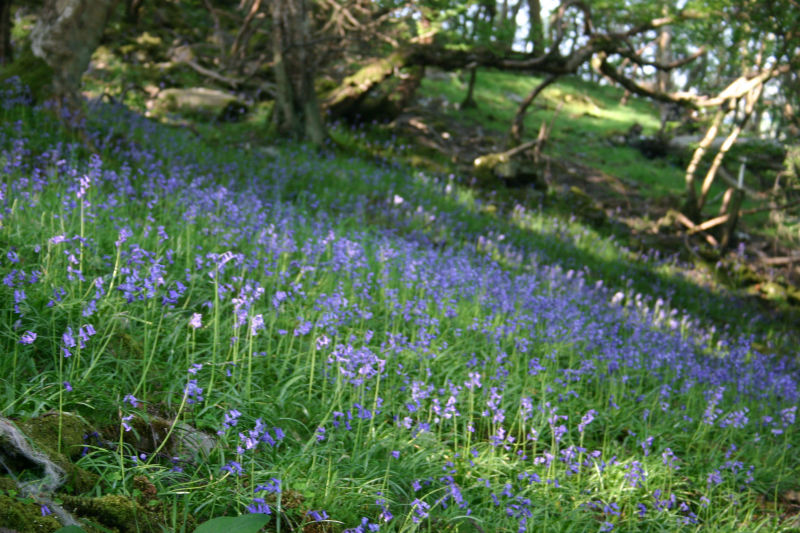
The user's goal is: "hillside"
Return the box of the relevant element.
[1,60,800,533]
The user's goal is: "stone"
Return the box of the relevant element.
[150,87,248,121]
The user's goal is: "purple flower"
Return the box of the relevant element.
[19,331,37,345]
[247,497,271,515]
[13,288,25,304]
[219,409,242,434]
[63,381,72,392]
[411,498,430,523]
[249,314,265,336]
[62,327,76,348]
[316,426,326,442]
[662,448,679,470]
[640,436,654,456]
[307,510,329,522]
[40,504,51,516]
[122,414,134,432]
[465,372,482,390]
[221,460,243,475]
[184,379,204,404]
[293,320,312,336]
[256,478,281,494]
[272,290,287,309]
[315,334,330,350]
[124,394,139,408]
[391,450,400,459]
[116,227,133,246]
[578,409,596,433]
[707,470,723,486]
[188,313,202,329]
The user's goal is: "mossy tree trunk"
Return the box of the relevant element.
[29,0,119,112]
[0,0,11,66]
[271,0,325,147]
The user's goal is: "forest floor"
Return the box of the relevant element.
[373,69,800,321]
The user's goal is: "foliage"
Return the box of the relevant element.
[1,74,799,533]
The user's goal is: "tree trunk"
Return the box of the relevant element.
[461,66,478,109]
[0,0,12,66]
[656,4,672,135]
[696,83,762,212]
[126,0,144,24]
[271,0,325,146]
[29,0,119,111]
[527,0,544,56]
[683,107,725,221]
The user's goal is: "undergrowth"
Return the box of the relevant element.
[1,79,799,532]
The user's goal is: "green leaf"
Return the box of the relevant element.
[54,527,88,533]
[193,513,270,533]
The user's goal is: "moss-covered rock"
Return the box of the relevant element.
[9,413,99,493]
[149,87,249,122]
[62,494,161,533]
[474,152,545,189]
[0,44,54,103]
[0,493,62,532]
[18,412,90,461]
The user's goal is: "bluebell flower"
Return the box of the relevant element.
[19,331,36,345]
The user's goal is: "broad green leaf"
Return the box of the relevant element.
[193,513,270,533]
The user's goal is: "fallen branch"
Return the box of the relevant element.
[670,210,720,246]
[180,57,244,88]
[687,213,730,234]
[760,255,800,266]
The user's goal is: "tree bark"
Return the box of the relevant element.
[126,0,144,24]
[461,65,478,109]
[527,0,544,56]
[656,4,672,134]
[29,0,119,111]
[0,0,12,66]
[271,0,325,146]
[683,107,725,221]
[697,83,762,212]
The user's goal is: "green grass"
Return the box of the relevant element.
[1,76,799,533]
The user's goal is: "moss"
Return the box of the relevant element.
[0,43,54,103]
[16,413,100,493]
[0,476,18,492]
[20,412,91,461]
[62,494,161,533]
[0,494,62,532]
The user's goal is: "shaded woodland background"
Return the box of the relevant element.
[1,0,800,305]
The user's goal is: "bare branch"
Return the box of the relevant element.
[616,46,706,71]
[230,0,264,61]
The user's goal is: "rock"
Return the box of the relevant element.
[150,87,248,121]
[473,152,546,189]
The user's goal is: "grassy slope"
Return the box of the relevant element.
[418,69,788,234]
[0,71,799,533]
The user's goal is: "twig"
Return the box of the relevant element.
[671,210,719,246]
